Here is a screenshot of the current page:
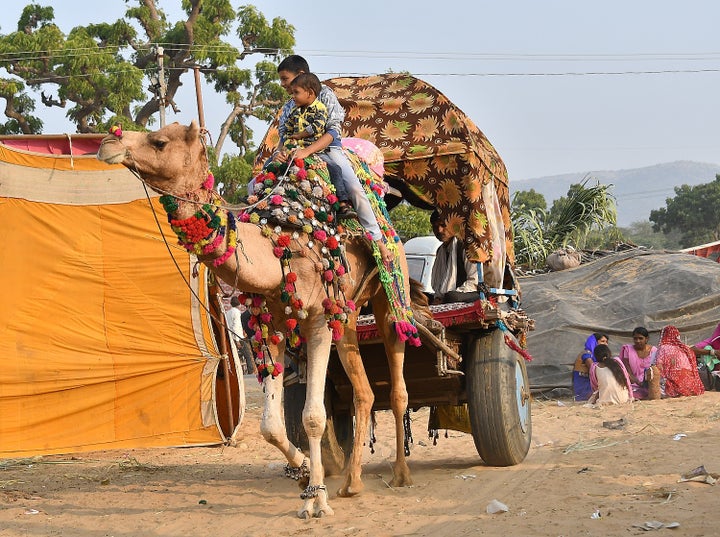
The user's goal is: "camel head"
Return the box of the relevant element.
[97,121,208,196]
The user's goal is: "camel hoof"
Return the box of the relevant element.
[297,510,311,520]
[337,481,364,497]
[389,476,413,488]
[315,505,334,518]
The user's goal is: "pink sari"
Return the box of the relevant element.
[619,344,657,399]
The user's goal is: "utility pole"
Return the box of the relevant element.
[157,46,166,127]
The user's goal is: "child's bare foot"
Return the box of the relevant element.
[376,239,393,265]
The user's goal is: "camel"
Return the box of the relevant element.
[97,121,418,518]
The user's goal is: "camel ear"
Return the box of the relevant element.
[186,120,200,142]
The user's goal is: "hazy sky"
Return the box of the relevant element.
[4,0,720,180]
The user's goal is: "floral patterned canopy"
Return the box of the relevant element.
[255,73,513,266]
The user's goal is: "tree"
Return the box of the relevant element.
[389,202,432,241]
[511,188,547,213]
[649,176,720,248]
[0,1,292,161]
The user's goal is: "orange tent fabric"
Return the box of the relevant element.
[0,141,228,458]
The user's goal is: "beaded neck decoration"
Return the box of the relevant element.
[158,173,238,268]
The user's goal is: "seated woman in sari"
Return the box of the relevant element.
[589,344,634,405]
[691,321,720,379]
[573,332,609,401]
[655,325,705,397]
[619,327,657,400]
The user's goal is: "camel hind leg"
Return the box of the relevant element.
[334,321,374,497]
[371,294,413,488]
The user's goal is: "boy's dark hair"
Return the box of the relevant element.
[278,54,310,75]
[290,72,321,98]
[230,296,241,307]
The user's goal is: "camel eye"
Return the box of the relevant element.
[151,137,168,150]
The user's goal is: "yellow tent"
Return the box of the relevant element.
[0,136,241,458]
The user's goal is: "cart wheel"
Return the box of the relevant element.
[284,381,353,476]
[465,329,531,466]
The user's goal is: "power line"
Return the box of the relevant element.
[4,45,720,78]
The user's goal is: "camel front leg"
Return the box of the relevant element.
[372,296,413,488]
[335,322,374,497]
[298,322,334,518]
[258,341,307,485]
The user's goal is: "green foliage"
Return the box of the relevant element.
[511,188,547,212]
[389,202,432,241]
[620,221,682,250]
[0,79,42,133]
[211,150,255,203]
[546,181,617,247]
[0,0,294,155]
[649,176,720,248]
[511,179,619,269]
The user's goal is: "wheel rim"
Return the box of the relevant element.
[515,358,530,434]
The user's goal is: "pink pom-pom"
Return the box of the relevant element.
[336,265,346,276]
[202,173,215,190]
[296,168,307,180]
[238,212,251,223]
[313,229,327,242]
[345,300,356,311]
[395,322,409,342]
[270,195,283,205]
[327,194,338,204]
[261,313,272,323]
[273,246,284,258]
[323,270,334,282]
[273,362,284,375]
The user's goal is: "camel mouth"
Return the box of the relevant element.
[97,139,128,165]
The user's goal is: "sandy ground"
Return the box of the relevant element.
[2,381,719,537]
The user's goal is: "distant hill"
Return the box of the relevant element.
[510,161,720,227]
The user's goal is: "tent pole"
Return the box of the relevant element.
[210,283,236,436]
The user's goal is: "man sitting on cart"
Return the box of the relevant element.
[429,210,481,304]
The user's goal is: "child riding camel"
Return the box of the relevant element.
[282,72,357,220]
[274,55,393,265]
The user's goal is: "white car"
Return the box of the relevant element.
[403,235,441,294]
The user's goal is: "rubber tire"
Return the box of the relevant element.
[465,329,532,466]
[284,381,353,476]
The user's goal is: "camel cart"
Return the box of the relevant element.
[255,74,535,472]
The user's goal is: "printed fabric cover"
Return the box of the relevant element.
[255,73,513,265]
